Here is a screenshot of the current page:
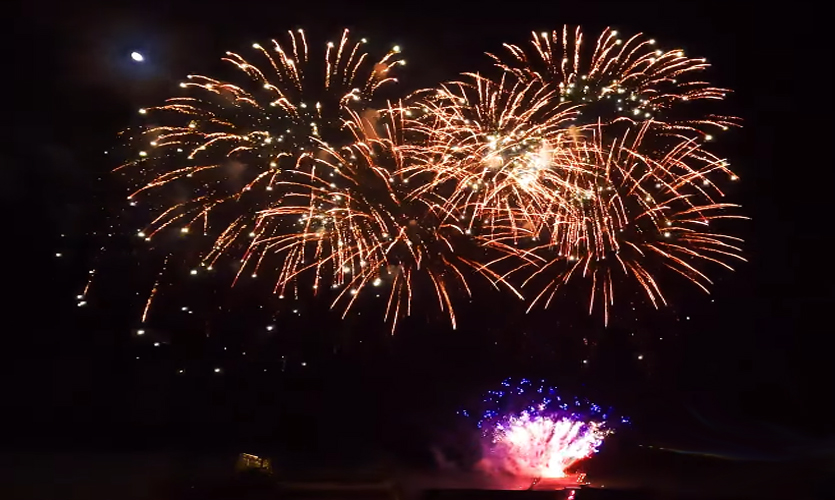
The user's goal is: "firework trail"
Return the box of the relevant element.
[410,26,746,323]
[461,378,626,483]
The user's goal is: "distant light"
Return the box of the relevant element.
[301,362,307,367]
[214,367,222,373]
[137,329,145,335]
[131,51,144,62]
[55,253,62,257]
[153,342,160,347]
[637,354,644,360]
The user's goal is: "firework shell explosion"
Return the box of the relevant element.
[460,378,628,483]
[94,26,745,331]
[112,30,419,327]
[407,27,746,324]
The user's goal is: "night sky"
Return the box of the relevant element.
[7,0,833,496]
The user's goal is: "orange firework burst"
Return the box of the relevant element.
[404,74,586,237]
[245,106,516,331]
[113,30,409,324]
[118,29,403,245]
[490,26,739,136]
[408,26,746,323]
[513,124,747,324]
[96,26,746,331]
[111,30,517,330]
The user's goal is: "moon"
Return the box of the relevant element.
[130,51,144,62]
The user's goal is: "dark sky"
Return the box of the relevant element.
[8,0,833,480]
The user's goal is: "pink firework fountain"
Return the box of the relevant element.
[461,378,627,489]
[495,412,608,479]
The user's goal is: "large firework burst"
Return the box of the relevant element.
[92,26,746,331]
[501,120,747,324]
[409,26,746,323]
[109,30,521,330]
[404,74,586,236]
[109,30,410,323]
[248,105,512,331]
[117,29,403,247]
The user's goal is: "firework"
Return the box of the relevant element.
[461,378,626,483]
[490,26,738,135]
[249,105,508,331]
[511,124,747,324]
[118,28,402,244]
[110,30,521,330]
[111,30,408,323]
[405,75,580,225]
[410,26,746,323]
[92,26,745,331]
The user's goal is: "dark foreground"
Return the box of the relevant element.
[2,451,832,500]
